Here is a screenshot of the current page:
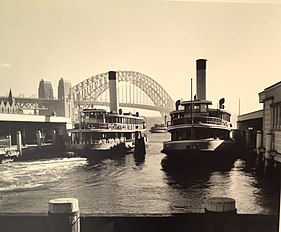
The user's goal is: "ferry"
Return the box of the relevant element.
[149,123,168,133]
[161,59,236,166]
[66,71,147,157]
[66,108,146,155]
[149,115,168,133]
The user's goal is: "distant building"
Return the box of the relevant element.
[0,89,22,114]
[38,79,54,99]
[58,78,72,100]
[57,78,73,118]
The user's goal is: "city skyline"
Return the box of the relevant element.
[1,0,281,116]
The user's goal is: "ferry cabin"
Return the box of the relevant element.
[169,100,231,142]
[69,109,146,145]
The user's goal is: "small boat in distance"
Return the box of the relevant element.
[149,123,168,133]
[149,115,168,133]
[161,59,236,168]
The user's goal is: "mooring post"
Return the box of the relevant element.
[256,130,262,155]
[264,132,273,173]
[255,130,263,169]
[240,130,246,148]
[36,130,42,148]
[7,134,12,147]
[48,198,80,232]
[245,129,252,149]
[134,131,146,157]
[16,131,22,156]
[205,197,238,232]
[52,130,57,145]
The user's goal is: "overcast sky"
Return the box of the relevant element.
[1,0,280,117]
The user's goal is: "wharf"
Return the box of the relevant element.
[0,197,278,232]
[0,143,66,163]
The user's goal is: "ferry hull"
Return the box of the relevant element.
[162,139,236,153]
[149,128,168,133]
[161,139,238,170]
[66,141,135,157]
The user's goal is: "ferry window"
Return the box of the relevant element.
[222,113,230,122]
[97,113,104,120]
[200,105,207,113]
[185,105,191,113]
[194,105,200,112]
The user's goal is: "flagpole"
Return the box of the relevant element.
[191,78,193,139]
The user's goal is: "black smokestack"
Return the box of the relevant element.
[196,59,207,100]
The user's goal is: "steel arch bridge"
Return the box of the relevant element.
[72,71,175,116]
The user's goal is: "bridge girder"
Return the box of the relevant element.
[72,71,174,115]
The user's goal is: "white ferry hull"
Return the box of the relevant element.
[162,139,236,153]
[149,128,168,133]
[161,139,238,170]
[67,140,135,155]
[149,124,168,133]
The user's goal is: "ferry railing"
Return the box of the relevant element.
[82,123,145,130]
[0,137,11,148]
[171,116,230,127]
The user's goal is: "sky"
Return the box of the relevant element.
[0,0,281,118]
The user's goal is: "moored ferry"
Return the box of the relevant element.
[66,71,147,157]
[161,59,236,165]
[66,108,146,155]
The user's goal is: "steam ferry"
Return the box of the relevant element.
[66,71,147,156]
[149,123,168,133]
[149,115,168,133]
[161,59,236,166]
[66,109,146,154]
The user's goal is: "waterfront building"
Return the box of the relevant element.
[259,81,281,155]
[237,80,281,161]
[38,79,54,99]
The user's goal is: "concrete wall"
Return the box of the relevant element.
[0,213,278,232]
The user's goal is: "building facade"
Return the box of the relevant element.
[38,79,54,99]
[259,81,281,155]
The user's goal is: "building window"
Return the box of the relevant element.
[273,105,281,130]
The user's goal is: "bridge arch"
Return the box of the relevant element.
[72,71,174,115]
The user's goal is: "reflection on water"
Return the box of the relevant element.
[0,118,279,215]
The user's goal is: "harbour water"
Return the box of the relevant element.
[0,118,279,215]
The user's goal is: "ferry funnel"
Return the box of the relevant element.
[108,71,119,112]
[196,59,207,100]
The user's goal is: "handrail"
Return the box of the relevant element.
[78,122,146,130]
[171,116,230,127]
[0,138,11,148]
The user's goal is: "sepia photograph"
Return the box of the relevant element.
[0,0,280,231]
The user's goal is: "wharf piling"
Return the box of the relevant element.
[52,130,57,145]
[134,131,146,156]
[0,129,67,163]
[232,128,279,174]
[16,131,22,156]
[36,130,42,148]
[264,132,273,173]
[48,198,80,232]
[205,197,237,232]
